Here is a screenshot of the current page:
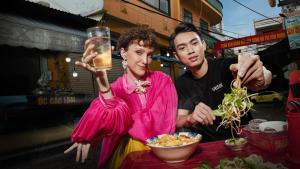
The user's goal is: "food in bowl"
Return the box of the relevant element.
[225,137,247,151]
[146,132,202,163]
[147,133,200,147]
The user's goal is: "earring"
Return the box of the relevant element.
[122,59,128,70]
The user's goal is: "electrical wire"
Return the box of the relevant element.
[121,0,244,38]
[189,20,248,37]
[121,0,284,46]
[232,0,281,24]
[213,27,248,37]
[223,23,250,27]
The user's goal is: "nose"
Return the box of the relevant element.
[187,44,194,54]
[141,54,149,65]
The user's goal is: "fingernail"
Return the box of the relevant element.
[238,71,244,77]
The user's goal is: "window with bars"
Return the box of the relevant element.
[183,9,192,23]
[200,19,209,33]
[142,0,170,15]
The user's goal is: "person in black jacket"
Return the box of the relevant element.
[170,22,272,142]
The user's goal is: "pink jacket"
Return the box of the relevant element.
[71,71,177,168]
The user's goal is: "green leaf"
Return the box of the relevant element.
[197,161,212,169]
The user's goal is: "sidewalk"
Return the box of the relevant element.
[4,144,100,169]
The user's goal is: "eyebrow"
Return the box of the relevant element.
[176,38,199,48]
[133,46,154,54]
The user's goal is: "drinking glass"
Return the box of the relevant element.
[87,26,112,71]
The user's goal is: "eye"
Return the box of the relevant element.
[135,50,143,55]
[178,46,185,51]
[192,41,199,45]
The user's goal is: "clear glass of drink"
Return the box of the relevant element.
[86,26,112,71]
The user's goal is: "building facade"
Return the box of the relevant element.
[102,0,223,77]
[254,16,283,52]
[30,0,223,79]
[277,0,300,78]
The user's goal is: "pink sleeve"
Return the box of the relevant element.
[71,92,132,143]
[157,75,177,133]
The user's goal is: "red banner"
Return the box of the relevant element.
[214,29,286,57]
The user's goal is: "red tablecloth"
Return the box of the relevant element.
[120,140,300,169]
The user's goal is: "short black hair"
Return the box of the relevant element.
[169,22,202,51]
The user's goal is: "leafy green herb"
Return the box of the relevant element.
[226,137,246,146]
[212,85,256,138]
[194,161,212,169]
[196,155,287,169]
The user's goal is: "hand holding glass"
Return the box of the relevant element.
[87,26,112,71]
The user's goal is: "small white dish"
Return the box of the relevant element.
[259,121,287,133]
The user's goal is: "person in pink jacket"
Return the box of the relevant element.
[64,27,177,169]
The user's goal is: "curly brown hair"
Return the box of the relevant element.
[117,27,157,51]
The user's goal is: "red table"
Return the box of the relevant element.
[120,140,300,169]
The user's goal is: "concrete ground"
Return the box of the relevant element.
[3,143,100,169]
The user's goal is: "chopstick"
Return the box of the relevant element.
[236,76,241,89]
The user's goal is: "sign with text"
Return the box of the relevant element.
[217,30,286,49]
[214,29,287,57]
[285,15,300,50]
[36,96,76,105]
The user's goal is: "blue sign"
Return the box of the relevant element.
[285,16,300,50]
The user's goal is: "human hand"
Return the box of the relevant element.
[190,102,215,125]
[64,142,91,163]
[230,53,265,91]
[75,38,99,73]
[75,39,115,74]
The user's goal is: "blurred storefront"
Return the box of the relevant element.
[0,1,99,166]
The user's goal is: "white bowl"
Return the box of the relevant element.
[146,132,202,163]
[259,121,287,133]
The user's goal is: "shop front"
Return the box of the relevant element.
[0,1,100,166]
